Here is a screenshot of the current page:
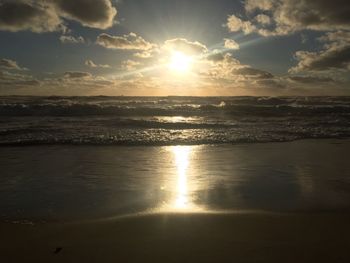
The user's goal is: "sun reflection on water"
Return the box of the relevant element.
[157,145,204,213]
[173,146,190,209]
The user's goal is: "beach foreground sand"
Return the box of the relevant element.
[1,212,350,263]
[1,140,350,262]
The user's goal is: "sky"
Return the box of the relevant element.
[0,0,350,96]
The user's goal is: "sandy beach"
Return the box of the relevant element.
[1,212,350,262]
[1,139,350,262]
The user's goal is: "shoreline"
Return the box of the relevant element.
[1,139,350,222]
[0,137,349,147]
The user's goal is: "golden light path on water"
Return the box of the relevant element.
[157,145,205,213]
[173,146,190,209]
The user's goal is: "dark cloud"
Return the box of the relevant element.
[0,0,117,33]
[228,0,350,36]
[255,78,286,89]
[52,0,117,29]
[288,76,335,83]
[232,67,274,79]
[63,71,92,79]
[0,1,61,33]
[60,35,85,44]
[97,33,155,51]
[290,31,350,72]
[269,0,350,32]
[291,47,350,72]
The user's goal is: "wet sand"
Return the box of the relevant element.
[1,140,350,220]
[1,212,350,263]
[1,139,350,262]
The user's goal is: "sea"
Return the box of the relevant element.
[0,96,349,145]
[1,96,350,222]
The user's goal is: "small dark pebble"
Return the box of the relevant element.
[54,247,63,254]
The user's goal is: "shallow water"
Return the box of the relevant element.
[0,140,349,221]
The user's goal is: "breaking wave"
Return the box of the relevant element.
[0,96,349,145]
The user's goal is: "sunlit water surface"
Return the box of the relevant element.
[0,140,350,221]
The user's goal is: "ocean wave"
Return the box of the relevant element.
[0,125,349,146]
[0,96,349,146]
[1,97,350,117]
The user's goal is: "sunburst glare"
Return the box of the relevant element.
[168,51,193,73]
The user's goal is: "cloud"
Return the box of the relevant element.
[63,71,92,79]
[0,0,117,33]
[0,70,40,88]
[163,38,208,55]
[269,0,350,33]
[134,50,154,58]
[204,52,274,81]
[206,52,236,63]
[205,52,241,77]
[97,33,155,50]
[224,39,240,50]
[0,1,62,33]
[0,58,25,70]
[290,47,350,72]
[232,67,274,79]
[245,0,273,12]
[290,31,350,72]
[254,78,286,89]
[226,15,256,35]
[227,0,350,36]
[60,35,85,44]
[52,0,117,29]
[197,50,284,93]
[288,75,335,83]
[255,14,272,25]
[85,60,110,68]
[121,60,141,71]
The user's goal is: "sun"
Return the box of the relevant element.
[169,51,192,73]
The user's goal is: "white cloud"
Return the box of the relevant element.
[96,33,155,51]
[224,39,240,50]
[0,70,40,88]
[163,38,208,55]
[255,14,271,25]
[226,15,256,35]
[85,60,110,68]
[0,58,27,71]
[245,0,273,12]
[121,60,141,71]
